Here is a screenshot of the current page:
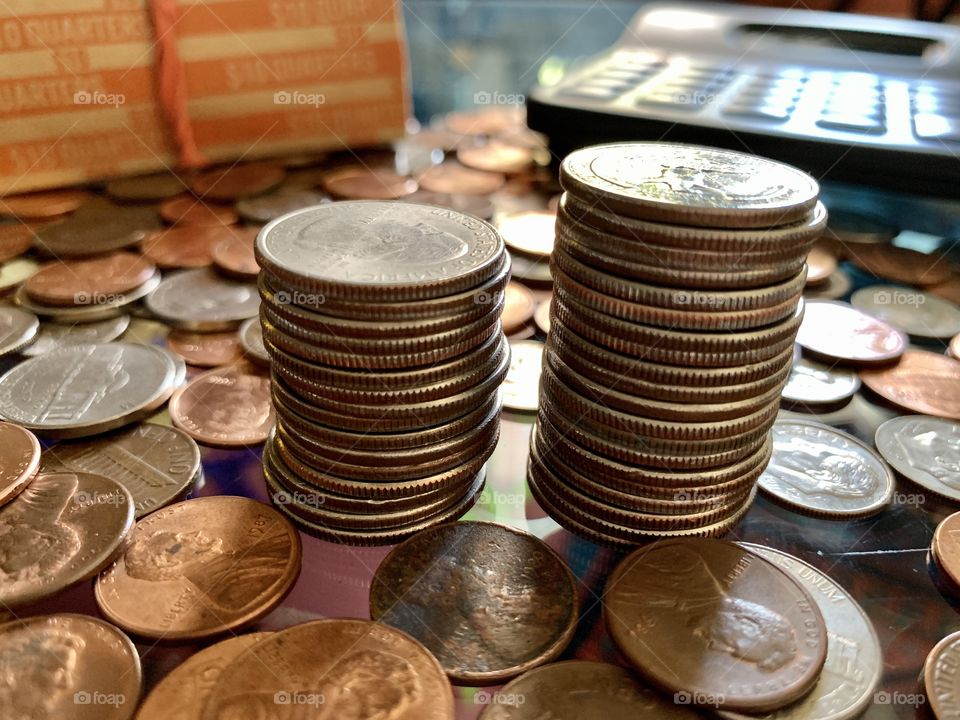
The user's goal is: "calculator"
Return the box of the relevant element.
[526,3,960,198]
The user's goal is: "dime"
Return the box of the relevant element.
[199,619,453,720]
[0,189,91,219]
[15,270,160,323]
[132,632,270,720]
[140,226,227,269]
[758,420,894,518]
[235,188,329,224]
[0,614,141,720]
[503,340,542,413]
[560,143,819,228]
[323,166,418,199]
[210,227,260,280]
[21,315,130,357]
[166,329,243,367]
[95,495,301,640]
[603,538,827,712]
[0,305,38,356]
[169,361,274,446]
[477,660,701,720]
[43,423,201,518]
[0,471,134,606]
[795,300,907,365]
[24,252,156,306]
[501,281,536,334]
[189,163,286,200]
[850,285,960,339]
[159,196,238,227]
[534,296,550,334]
[0,343,177,438]
[418,161,505,195]
[847,243,952,287]
[0,422,40,506]
[34,199,160,257]
[370,521,577,684]
[781,356,860,408]
[805,244,838,285]
[106,171,188,201]
[146,268,259,331]
[860,350,960,420]
[0,223,36,262]
[925,630,960,720]
[875,415,960,502]
[458,139,535,174]
[239,317,269,364]
[498,210,556,257]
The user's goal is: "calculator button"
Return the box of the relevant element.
[558,86,623,101]
[635,93,704,110]
[722,104,791,122]
[913,114,960,142]
[816,114,885,134]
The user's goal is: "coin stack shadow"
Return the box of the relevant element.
[528,144,826,544]
[255,202,510,545]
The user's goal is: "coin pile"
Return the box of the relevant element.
[529,142,825,544]
[255,201,509,544]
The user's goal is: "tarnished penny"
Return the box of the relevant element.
[534,296,551,334]
[169,362,274,446]
[167,329,244,367]
[189,163,286,200]
[0,613,141,720]
[930,276,960,306]
[370,521,578,685]
[199,619,454,720]
[418,161,506,195]
[141,226,227,269]
[146,268,259,331]
[235,188,329,224]
[134,632,271,720]
[239,317,269,364]
[781,356,860,408]
[0,423,40,506]
[847,243,952,287]
[805,244,837,285]
[603,538,828,712]
[933,512,960,588]
[860,350,960,420]
[34,199,159,257]
[25,252,156,306]
[0,189,91,219]
[210,227,260,280]
[20,315,130,357]
[501,281,536,334]
[0,305,38,356]
[95,495,301,640]
[323,166,418,199]
[803,268,852,300]
[457,139,535,174]
[795,300,907,365]
[43,423,201,518]
[499,210,556,258]
[925,630,960,720]
[503,340,543,413]
[851,285,960,340]
[876,415,960,503]
[477,661,701,720]
[159,196,238,227]
[106,171,188,202]
[759,420,894,518]
[0,223,36,262]
[0,471,134,607]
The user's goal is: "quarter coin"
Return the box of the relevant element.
[146,268,259,331]
[20,315,130,357]
[781,356,860,408]
[876,415,960,502]
[795,300,907,365]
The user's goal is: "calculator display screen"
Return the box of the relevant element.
[739,24,938,57]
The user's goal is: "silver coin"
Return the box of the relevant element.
[875,415,960,503]
[503,340,541,413]
[758,420,894,518]
[235,188,329,224]
[803,269,852,301]
[0,343,177,438]
[20,315,130,357]
[782,357,860,407]
[722,544,882,720]
[145,268,259,331]
[239,317,269,365]
[851,285,960,340]
[0,306,38,357]
[14,270,161,323]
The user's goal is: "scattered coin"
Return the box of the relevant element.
[15,269,160,324]
[498,210,556,258]
[0,471,134,607]
[34,199,160,257]
[930,275,960,306]
[239,317,269,364]
[850,285,960,339]
[24,252,156,306]
[503,340,543,413]
[0,305,38,356]
[106,171,188,202]
[140,226,228,269]
[933,512,960,588]
[323,165,418,199]
[446,106,525,135]
[952,332,960,360]
[781,356,860,408]
[0,223,36,262]
[235,187,329,224]
[822,208,896,251]
[796,300,907,365]
[925,630,960,720]
[458,139,535,174]
[876,415,960,503]
[860,350,960,420]
[20,315,130,357]
[0,613,141,720]
[166,329,244,367]
[0,422,40,506]
[419,161,506,195]
[159,195,238,227]
[0,189,91,220]
[758,419,894,518]
[501,281,536,334]
[406,189,495,219]
[509,251,552,286]
[210,227,260,280]
[805,244,838,285]
[847,243,952,287]
[534,296,551,334]
[146,268,259,331]
[189,163,286,200]
[95,495,301,640]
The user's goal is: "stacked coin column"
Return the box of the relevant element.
[529,142,825,544]
[255,201,509,545]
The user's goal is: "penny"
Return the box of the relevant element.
[141,226,227,269]
[159,195,238,227]
[925,630,960,720]
[200,618,453,720]
[0,189,91,220]
[860,350,960,420]
[805,244,838,285]
[20,315,130,357]
[501,281,536,334]
[44,423,201,517]
[848,243,952,287]
[933,512,960,586]
[850,285,960,339]
[758,420,894,518]
[95,495,301,640]
[0,423,40,506]
[498,210,556,258]
[876,415,960,503]
[803,269,853,300]
[477,660,701,720]
[952,332,960,360]
[0,223,36,262]
[457,139,535,174]
[106,171,188,201]
[235,187,329,224]
[169,361,274,446]
[446,106,525,135]
[24,252,156,306]
[370,521,577,684]
[15,271,159,323]
[500,340,543,413]
[189,162,286,200]
[0,471,134,606]
[0,343,177,438]
[781,356,860,408]
[322,165,418,199]
[603,538,827,712]
[533,296,550,334]
[256,201,505,302]
[720,544,882,720]
[210,227,260,280]
[930,275,960,306]
[166,329,244,367]
[0,305,38,356]
[561,143,819,228]
[418,161,506,195]
[146,268,259,331]
[239,317,269,364]
[134,632,271,720]
[795,300,907,365]
[0,613,141,720]
[34,199,160,257]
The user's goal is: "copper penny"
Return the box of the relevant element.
[43,423,201,518]
[134,632,271,720]
[141,226,231,269]
[199,618,454,720]
[418,161,506,195]
[861,350,960,420]
[0,422,40,506]
[370,521,578,685]
[932,512,960,588]
[848,243,953,287]
[323,166,418,199]
[210,227,260,280]
[34,199,160,257]
[499,210,556,258]
[24,252,156,307]
[0,189,91,220]
[106,171,188,202]
[0,613,141,720]
[445,106,525,135]
[189,163,286,200]
[458,139,535,174]
[796,300,907,365]
[477,660,701,720]
[95,495,301,640]
[0,223,36,263]
[805,243,837,285]
[501,281,536,334]
[167,329,244,367]
[235,187,329,224]
[951,332,960,360]
[604,539,827,713]
[0,471,135,607]
[159,195,238,227]
[925,630,960,720]
[169,361,274,446]
[534,296,551,334]
[929,275,960,306]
